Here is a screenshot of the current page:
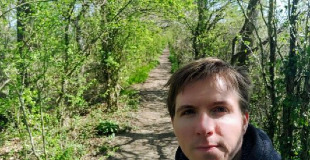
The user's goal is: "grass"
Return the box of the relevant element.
[168,53,179,73]
[127,60,160,85]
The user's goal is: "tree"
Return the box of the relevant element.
[231,0,259,66]
[281,0,299,158]
[192,0,229,59]
[297,1,310,159]
[16,0,40,158]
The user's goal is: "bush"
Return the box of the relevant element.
[0,114,8,132]
[96,120,120,136]
[54,147,75,160]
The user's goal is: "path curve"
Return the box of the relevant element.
[107,48,178,159]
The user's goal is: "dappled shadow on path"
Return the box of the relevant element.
[107,131,176,160]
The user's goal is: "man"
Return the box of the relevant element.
[165,58,281,160]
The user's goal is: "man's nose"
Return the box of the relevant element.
[195,113,215,136]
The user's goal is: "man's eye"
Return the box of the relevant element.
[181,109,195,116]
[212,106,228,113]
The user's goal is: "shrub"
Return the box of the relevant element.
[54,147,75,160]
[0,114,8,132]
[96,120,120,136]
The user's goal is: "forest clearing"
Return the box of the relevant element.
[0,0,310,159]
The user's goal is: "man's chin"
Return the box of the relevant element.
[191,149,224,160]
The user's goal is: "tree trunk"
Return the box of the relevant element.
[56,1,75,126]
[282,0,299,159]
[193,32,200,60]
[99,3,126,111]
[192,0,206,59]
[300,2,310,159]
[266,0,278,143]
[300,70,310,160]
[18,89,40,160]
[231,0,259,66]
[16,1,39,158]
[192,0,227,60]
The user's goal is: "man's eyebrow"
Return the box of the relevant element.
[212,101,228,106]
[176,105,195,114]
[212,101,233,109]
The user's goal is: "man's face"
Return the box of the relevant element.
[172,76,249,160]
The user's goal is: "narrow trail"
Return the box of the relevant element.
[107,48,178,159]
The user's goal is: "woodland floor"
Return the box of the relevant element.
[106,48,178,159]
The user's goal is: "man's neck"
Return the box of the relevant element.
[232,150,242,160]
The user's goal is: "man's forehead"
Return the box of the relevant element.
[180,75,237,93]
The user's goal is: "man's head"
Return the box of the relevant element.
[166,57,251,119]
[166,58,251,160]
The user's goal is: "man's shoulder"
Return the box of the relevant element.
[175,146,189,160]
[242,124,281,160]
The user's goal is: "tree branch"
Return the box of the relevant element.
[111,0,134,22]
[0,0,56,18]
[0,79,10,91]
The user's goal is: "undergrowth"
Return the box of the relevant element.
[0,90,138,159]
[0,54,157,160]
[128,60,160,84]
[168,43,179,73]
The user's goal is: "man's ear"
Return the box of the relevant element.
[242,112,249,134]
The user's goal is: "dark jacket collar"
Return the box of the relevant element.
[241,124,281,160]
[175,124,281,160]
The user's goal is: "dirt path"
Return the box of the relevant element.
[107,48,178,159]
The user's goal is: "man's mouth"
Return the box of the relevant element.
[196,145,219,151]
